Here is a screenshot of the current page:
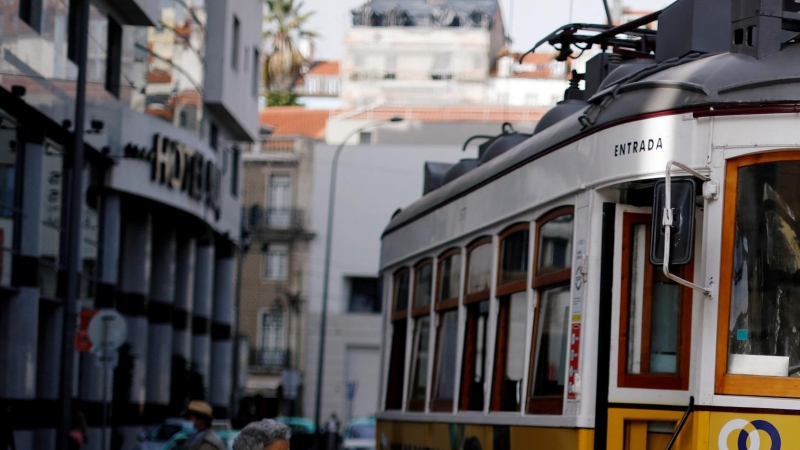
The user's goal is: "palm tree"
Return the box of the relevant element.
[263,0,317,104]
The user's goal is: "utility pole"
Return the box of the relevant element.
[57,0,89,448]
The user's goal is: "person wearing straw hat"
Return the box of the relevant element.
[184,400,225,450]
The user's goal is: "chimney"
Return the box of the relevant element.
[731,0,800,59]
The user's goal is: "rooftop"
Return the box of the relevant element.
[308,61,340,77]
[352,0,500,28]
[259,107,331,139]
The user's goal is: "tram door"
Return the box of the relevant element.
[602,201,699,450]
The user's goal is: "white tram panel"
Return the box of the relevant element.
[381,113,708,269]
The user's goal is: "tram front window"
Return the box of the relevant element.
[727,159,800,377]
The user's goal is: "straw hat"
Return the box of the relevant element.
[184,400,214,419]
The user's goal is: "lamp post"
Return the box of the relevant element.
[313,117,403,436]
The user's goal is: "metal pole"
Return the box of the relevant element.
[58,0,89,448]
[101,319,110,450]
[313,119,402,442]
[602,0,614,25]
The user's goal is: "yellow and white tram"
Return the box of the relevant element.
[376,0,800,449]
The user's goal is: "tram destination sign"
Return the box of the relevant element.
[124,134,222,216]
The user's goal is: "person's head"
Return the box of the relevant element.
[184,400,214,432]
[233,419,292,450]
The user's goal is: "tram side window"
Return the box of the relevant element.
[460,237,492,411]
[385,269,410,410]
[408,260,433,411]
[723,158,800,383]
[491,224,530,412]
[528,208,573,415]
[619,213,692,390]
[431,249,461,412]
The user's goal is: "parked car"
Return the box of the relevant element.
[137,419,194,450]
[341,417,376,450]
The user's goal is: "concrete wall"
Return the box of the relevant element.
[205,0,262,141]
[303,133,484,420]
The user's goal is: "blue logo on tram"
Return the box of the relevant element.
[718,419,781,450]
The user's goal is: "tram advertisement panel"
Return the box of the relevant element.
[376,421,585,450]
[711,412,792,450]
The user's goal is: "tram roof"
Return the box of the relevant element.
[383,44,800,237]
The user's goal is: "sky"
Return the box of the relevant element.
[301,0,675,61]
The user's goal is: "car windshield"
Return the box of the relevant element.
[151,424,184,440]
[348,424,375,439]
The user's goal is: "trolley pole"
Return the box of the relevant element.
[313,117,402,444]
[57,0,89,448]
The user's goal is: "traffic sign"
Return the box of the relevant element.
[88,309,127,352]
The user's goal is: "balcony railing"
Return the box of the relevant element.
[250,348,290,372]
[246,207,304,230]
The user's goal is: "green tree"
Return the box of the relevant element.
[263,0,317,103]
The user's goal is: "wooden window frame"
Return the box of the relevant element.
[527,206,574,415]
[459,300,489,411]
[385,317,407,410]
[411,258,434,318]
[430,248,462,412]
[715,151,800,397]
[464,236,493,305]
[435,248,462,312]
[617,213,693,390]
[532,206,575,288]
[391,268,410,322]
[496,222,530,297]
[407,315,431,412]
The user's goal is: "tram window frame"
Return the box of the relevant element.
[618,213,693,390]
[460,299,490,411]
[715,151,800,398]
[385,268,410,410]
[464,236,493,304]
[430,248,462,412]
[527,206,574,415]
[491,223,530,412]
[408,259,434,412]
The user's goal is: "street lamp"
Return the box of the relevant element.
[313,116,403,433]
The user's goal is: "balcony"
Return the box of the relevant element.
[246,207,304,231]
[250,348,290,373]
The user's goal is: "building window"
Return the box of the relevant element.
[386,269,410,410]
[359,132,372,145]
[491,223,530,412]
[260,305,285,350]
[348,277,381,313]
[67,0,80,63]
[717,153,800,398]
[267,174,292,228]
[431,248,461,412]
[19,0,42,32]
[252,48,260,97]
[230,148,239,197]
[407,259,433,411]
[528,207,574,415]
[210,123,219,151]
[105,16,122,97]
[264,243,288,281]
[618,213,692,390]
[232,16,240,69]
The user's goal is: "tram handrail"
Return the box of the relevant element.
[665,396,694,450]
[663,160,711,296]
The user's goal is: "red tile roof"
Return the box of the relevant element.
[259,107,331,139]
[335,105,548,123]
[308,61,340,76]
